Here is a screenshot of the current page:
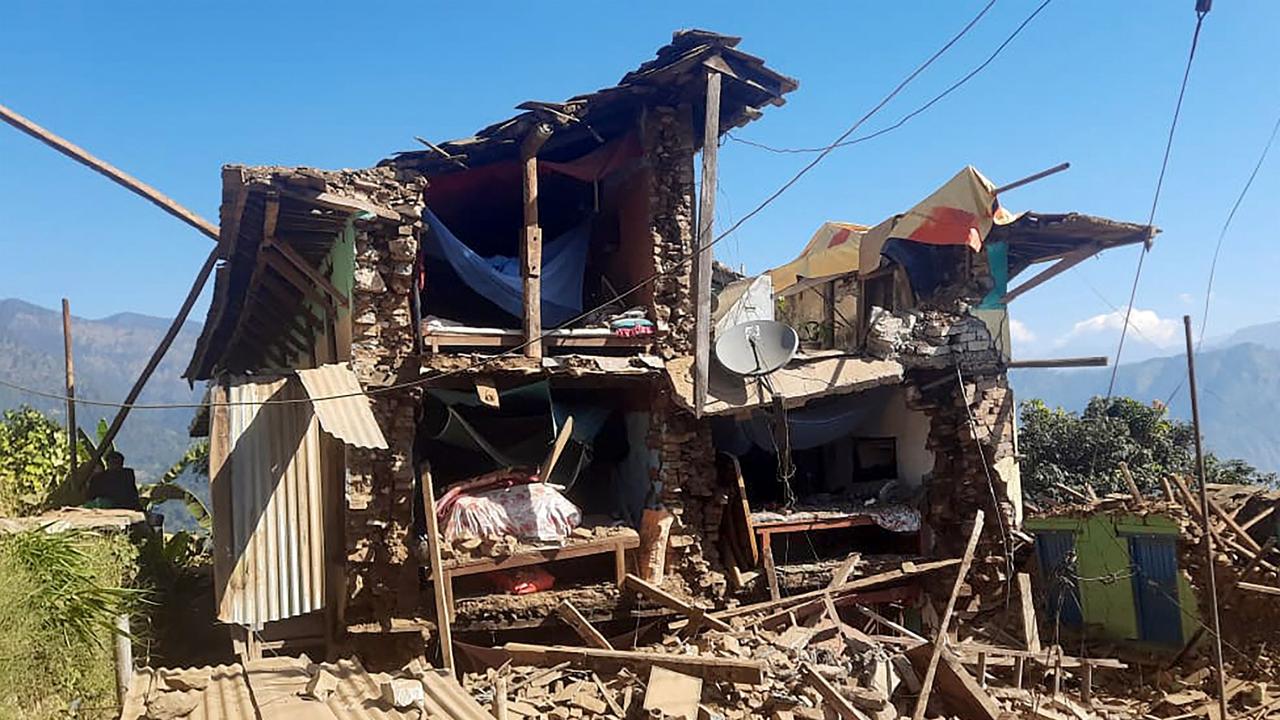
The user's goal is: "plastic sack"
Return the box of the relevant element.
[443,481,582,542]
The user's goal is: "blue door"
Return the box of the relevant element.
[1034,531,1083,628]
[1127,534,1183,646]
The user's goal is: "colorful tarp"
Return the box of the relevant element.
[768,221,867,294]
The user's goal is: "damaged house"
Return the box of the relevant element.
[182,29,1155,664]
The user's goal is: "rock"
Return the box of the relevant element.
[146,690,201,720]
[381,678,425,708]
[302,668,338,701]
[159,670,209,692]
[354,267,387,294]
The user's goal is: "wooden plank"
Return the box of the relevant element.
[713,558,962,622]
[1240,503,1277,532]
[0,102,220,241]
[719,454,758,566]
[912,510,985,720]
[761,536,781,602]
[60,299,76,478]
[498,643,764,684]
[438,533,639,578]
[520,123,553,360]
[800,664,871,720]
[829,553,860,590]
[1017,572,1042,653]
[755,516,878,533]
[821,594,878,653]
[1000,245,1098,304]
[421,466,455,673]
[692,69,721,418]
[643,666,702,720]
[556,600,613,650]
[1206,496,1263,552]
[1006,356,1108,369]
[1118,462,1144,503]
[906,644,1002,720]
[265,236,350,308]
[854,604,926,642]
[1237,581,1280,596]
[624,574,732,632]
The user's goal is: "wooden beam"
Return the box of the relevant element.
[263,250,337,318]
[913,510,985,720]
[693,69,721,418]
[713,558,962,622]
[61,299,76,478]
[1237,581,1280,597]
[905,644,1003,720]
[0,102,219,241]
[993,162,1070,196]
[800,664,870,720]
[1007,356,1108,369]
[1240,503,1277,532]
[1000,245,1097,304]
[555,600,613,650]
[421,466,455,673]
[624,574,732,632]
[1016,573,1042,654]
[498,643,764,685]
[265,236,350,308]
[54,246,220,504]
[520,123,553,360]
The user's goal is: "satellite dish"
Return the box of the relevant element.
[715,320,799,377]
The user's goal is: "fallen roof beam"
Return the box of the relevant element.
[999,245,1098,304]
[1007,356,1108,369]
[0,102,218,241]
[498,643,764,684]
[624,574,732,633]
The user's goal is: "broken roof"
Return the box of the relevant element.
[380,29,797,176]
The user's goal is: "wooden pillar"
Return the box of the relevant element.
[693,70,721,417]
[61,298,76,476]
[113,613,132,707]
[520,123,553,360]
[421,465,455,673]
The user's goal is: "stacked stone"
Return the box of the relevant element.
[297,167,428,622]
[866,307,1001,373]
[642,105,696,358]
[649,393,728,600]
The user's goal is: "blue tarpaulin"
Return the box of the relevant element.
[423,209,590,326]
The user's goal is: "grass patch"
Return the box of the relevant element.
[0,529,140,719]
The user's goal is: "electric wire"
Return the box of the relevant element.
[726,0,1053,155]
[0,0,1013,412]
[1105,7,1208,399]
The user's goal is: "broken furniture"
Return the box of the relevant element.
[430,529,640,620]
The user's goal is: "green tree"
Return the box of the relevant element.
[1019,396,1277,505]
[0,406,74,516]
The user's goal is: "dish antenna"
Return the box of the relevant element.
[714,320,800,377]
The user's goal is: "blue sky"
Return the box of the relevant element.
[1,1,1277,364]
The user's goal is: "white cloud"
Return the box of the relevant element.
[1178,292,1195,305]
[1059,308,1180,348]
[1009,318,1036,343]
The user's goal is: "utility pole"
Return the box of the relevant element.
[1183,314,1228,720]
[61,299,77,477]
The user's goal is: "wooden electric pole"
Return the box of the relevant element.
[61,298,77,477]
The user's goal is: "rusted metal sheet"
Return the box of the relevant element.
[217,376,326,628]
[296,363,389,450]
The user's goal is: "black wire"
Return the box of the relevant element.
[1106,9,1209,399]
[727,0,1054,156]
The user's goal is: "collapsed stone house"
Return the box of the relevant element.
[183,30,1154,663]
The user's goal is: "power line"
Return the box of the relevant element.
[727,0,1053,156]
[1160,106,1280,407]
[0,0,1013,412]
[1106,6,1209,399]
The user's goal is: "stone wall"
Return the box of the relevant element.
[325,168,428,624]
[643,105,697,358]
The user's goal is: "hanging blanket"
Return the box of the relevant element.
[423,209,590,326]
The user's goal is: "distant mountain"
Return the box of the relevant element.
[1213,321,1280,352]
[0,299,202,482]
[1012,338,1280,475]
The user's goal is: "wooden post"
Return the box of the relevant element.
[493,674,509,720]
[420,465,455,673]
[912,510,985,720]
[114,613,132,707]
[0,103,219,242]
[1183,314,1229,720]
[556,600,614,650]
[61,298,77,477]
[822,280,837,349]
[693,69,721,417]
[1016,572,1042,653]
[66,247,220,502]
[520,123,553,360]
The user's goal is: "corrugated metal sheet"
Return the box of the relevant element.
[219,376,327,628]
[120,657,428,720]
[1128,534,1184,646]
[297,363,389,450]
[1034,530,1083,628]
